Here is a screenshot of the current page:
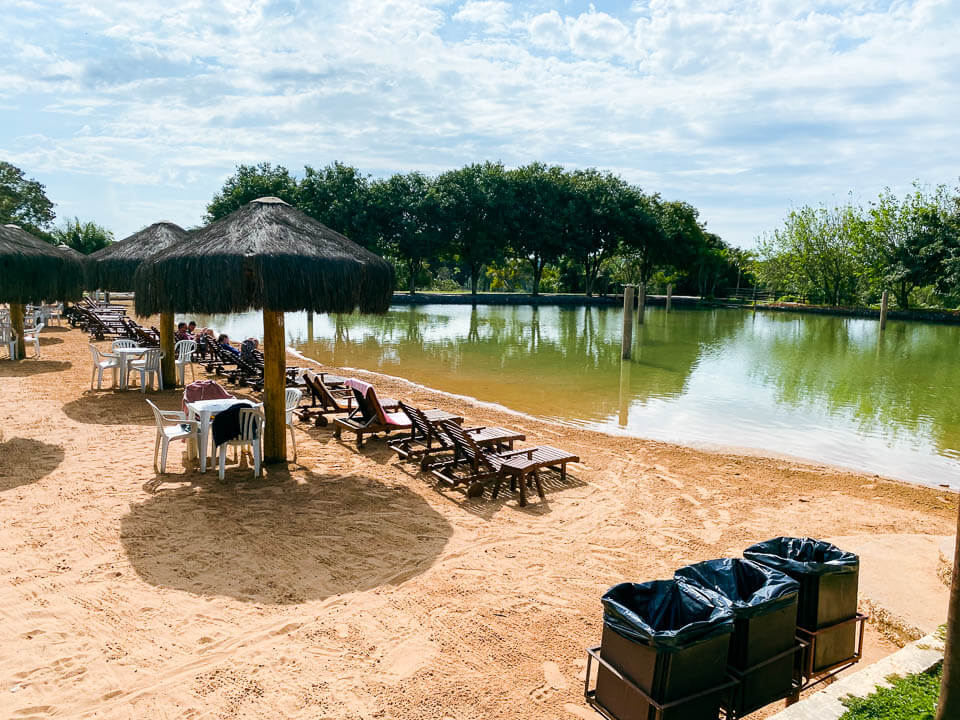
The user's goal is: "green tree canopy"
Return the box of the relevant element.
[434,162,510,295]
[297,162,377,250]
[51,217,114,254]
[205,162,298,222]
[0,161,55,234]
[369,172,444,295]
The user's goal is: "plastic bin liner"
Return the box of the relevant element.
[743,537,858,577]
[675,558,799,618]
[602,580,734,651]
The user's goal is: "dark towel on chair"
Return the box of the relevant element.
[212,401,255,448]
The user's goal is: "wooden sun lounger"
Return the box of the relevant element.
[389,402,525,468]
[332,381,416,448]
[298,370,361,426]
[431,420,579,506]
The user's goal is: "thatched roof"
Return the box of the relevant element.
[134,198,394,316]
[86,221,188,291]
[0,224,85,303]
[56,243,85,259]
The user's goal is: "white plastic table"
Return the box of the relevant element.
[114,347,148,389]
[185,397,246,472]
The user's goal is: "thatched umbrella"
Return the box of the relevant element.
[0,224,84,359]
[56,243,84,259]
[133,197,394,463]
[87,222,189,386]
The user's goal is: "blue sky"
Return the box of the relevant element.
[1,0,958,247]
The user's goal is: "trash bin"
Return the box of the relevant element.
[744,537,859,674]
[596,580,734,720]
[675,558,800,716]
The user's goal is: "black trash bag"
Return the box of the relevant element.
[743,537,858,578]
[675,558,799,619]
[602,579,734,651]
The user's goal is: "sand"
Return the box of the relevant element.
[0,321,955,719]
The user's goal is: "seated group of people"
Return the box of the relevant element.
[175,321,261,365]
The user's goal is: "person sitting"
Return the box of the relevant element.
[240,337,260,365]
[188,321,198,337]
[218,333,241,358]
[175,322,193,341]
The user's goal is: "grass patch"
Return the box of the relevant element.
[839,663,941,719]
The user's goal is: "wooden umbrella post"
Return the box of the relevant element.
[10,303,25,360]
[159,311,176,387]
[263,309,287,463]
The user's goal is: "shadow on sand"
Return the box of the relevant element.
[0,437,65,491]
[62,389,185,426]
[120,468,453,604]
[0,360,72,377]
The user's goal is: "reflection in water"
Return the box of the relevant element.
[187,305,960,488]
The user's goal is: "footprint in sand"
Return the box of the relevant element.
[543,661,568,690]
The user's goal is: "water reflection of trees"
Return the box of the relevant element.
[294,306,743,424]
[750,314,960,458]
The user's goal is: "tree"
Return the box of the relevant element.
[369,172,444,295]
[614,189,668,286]
[434,162,510,295]
[505,163,569,296]
[568,169,633,296]
[863,186,952,309]
[51,217,113,254]
[297,162,377,250]
[757,203,864,305]
[205,162,298,222]
[0,161,55,234]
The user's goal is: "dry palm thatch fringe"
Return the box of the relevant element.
[86,222,189,291]
[0,224,85,303]
[133,198,395,316]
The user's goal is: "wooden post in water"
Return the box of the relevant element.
[636,283,646,325]
[159,311,176,388]
[621,285,635,360]
[10,303,25,359]
[879,289,889,331]
[666,283,673,312]
[262,309,287,464]
[306,310,314,343]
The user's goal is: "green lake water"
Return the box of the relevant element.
[189,304,960,488]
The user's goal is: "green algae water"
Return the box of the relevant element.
[189,304,960,488]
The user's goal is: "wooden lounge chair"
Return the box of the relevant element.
[430,420,579,506]
[298,370,361,426]
[389,402,526,468]
[333,379,412,448]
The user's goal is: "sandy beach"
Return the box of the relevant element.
[0,320,955,719]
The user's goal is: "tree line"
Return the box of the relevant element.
[206,161,751,297]
[757,184,960,310]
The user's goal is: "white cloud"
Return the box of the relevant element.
[527,10,566,50]
[453,1,513,32]
[0,0,957,246]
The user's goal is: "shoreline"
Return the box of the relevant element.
[286,345,959,497]
[391,291,960,325]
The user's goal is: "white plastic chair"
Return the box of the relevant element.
[285,387,302,462]
[89,344,119,389]
[128,348,164,393]
[145,399,198,474]
[174,339,197,386]
[1,323,16,360]
[218,407,265,480]
[46,303,62,326]
[22,323,43,358]
[112,338,137,351]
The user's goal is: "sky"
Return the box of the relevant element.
[1,0,958,248]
